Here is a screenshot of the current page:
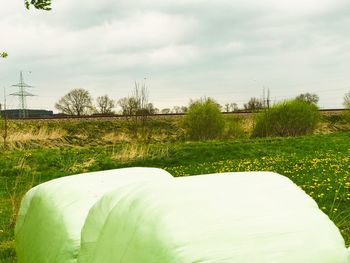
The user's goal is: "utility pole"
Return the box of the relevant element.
[3,87,8,148]
[267,88,271,109]
[10,71,35,118]
[262,87,266,108]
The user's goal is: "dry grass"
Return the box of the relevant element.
[240,117,254,133]
[315,121,350,135]
[1,127,67,150]
[314,122,334,134]
[151,133,169,142]
[102,132,132,143]
[69,158,97,174]
[7,127,66,142]
[5,155,35,226]
[74,133,89,140]
[103,130,178,143]
[112,144,169,162]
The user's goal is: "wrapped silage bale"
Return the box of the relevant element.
[82,172,350,263]
[15,167,173,263]
[78,183,148,263]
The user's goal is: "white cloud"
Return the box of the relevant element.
[147,45,200,65]
[0,0,349,111]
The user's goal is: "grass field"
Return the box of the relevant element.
[0,117,349,262]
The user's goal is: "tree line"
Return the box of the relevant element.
[55,83,159,116]
[55,83,189,116]
[184,92,350,140]
[55,86,329,116]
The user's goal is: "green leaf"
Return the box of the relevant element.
[0,52,8,58]
[24,0,52,11]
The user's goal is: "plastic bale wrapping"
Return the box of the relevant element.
[83,172,349,263]
[78,183,148,263]
[15,167,173,263]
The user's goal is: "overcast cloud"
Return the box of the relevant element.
[0,0,349,111]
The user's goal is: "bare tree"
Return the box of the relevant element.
[161,108,171,114]
[180,106,188,113]
[171,106,188,113]
[344,91,350,108]
[55,88,93,116]
[230,103,239,112]
[118,97,139,115]
[173,106,181,113]
[153,107,160,114]
[224,103,230,113]
[96,95,115,114]
[244,97,263,111]
[145,103,157,115]
[118,82,153,138]
[132,82,149,115]
[344,91,350,123]
[118,83,155,118]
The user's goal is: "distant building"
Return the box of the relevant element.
[0,109,53,119]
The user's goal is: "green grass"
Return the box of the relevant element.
[0,132,349,261]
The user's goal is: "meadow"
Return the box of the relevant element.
[0,114,349,262]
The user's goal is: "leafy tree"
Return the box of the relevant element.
[296,93,319,105]
[183,97,225,140]
[55,88,93,116]
[244,97,263,111]
[96,95,115,114]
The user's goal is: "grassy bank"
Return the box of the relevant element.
[0,131,350,261]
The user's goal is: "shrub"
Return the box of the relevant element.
[183,98,225,140]
[252,99,319,137]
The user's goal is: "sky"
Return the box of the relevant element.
[0,0,349,112]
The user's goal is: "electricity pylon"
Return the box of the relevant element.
[10,71,35,118]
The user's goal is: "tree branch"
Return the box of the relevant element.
[25,0,52,11]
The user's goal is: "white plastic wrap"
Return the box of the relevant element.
[82,172,349,263]
[15,167,173,263]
